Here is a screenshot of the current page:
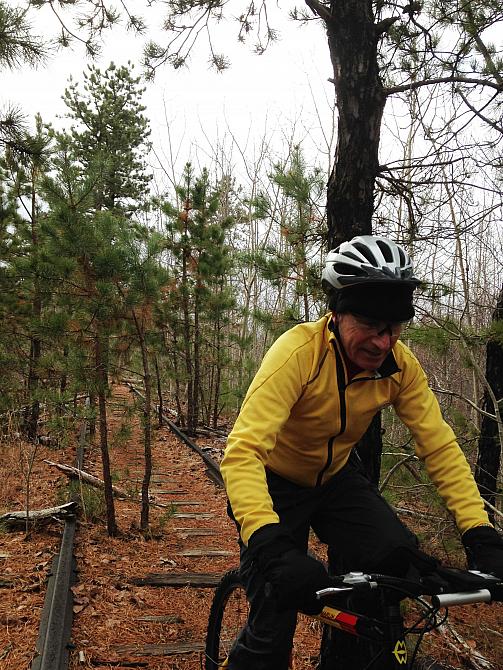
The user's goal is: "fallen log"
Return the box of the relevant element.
[44,459,131,498]
[111,642,204,656]
[0,501,77,528]
[43,460,182,510]
[130,572,222,587]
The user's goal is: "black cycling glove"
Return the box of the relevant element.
[247,524,330,614]
[462,526,503,579]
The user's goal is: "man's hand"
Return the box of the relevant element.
[248,524,330,614]
[263,547,331,614]
[462,526,503,579]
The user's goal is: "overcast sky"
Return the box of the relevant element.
[2,2,336,177]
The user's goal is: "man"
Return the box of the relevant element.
[220,235,503,670]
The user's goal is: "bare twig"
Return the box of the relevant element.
[431,386,497,421]
[436,623,494,670]
[379,453,418,492]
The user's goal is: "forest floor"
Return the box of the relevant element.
[1,385,502,670]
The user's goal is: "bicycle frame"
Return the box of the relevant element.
[316,592,409,668]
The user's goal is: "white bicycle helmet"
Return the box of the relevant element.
[322,235,418,291]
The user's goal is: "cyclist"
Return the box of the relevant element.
[220,235,503,670]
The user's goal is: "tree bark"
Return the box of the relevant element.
[191,285,201,434]
[325,0,386,250]
[476,286,503,524]
[154,354,164,428]
[322,0,387,485]
[95,324,117,536]
[181,244,194,433]
[132,309,153,531]
[24,167,42,441]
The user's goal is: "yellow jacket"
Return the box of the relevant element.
[221,313,489,545]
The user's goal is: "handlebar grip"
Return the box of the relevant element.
[432,589,492,608]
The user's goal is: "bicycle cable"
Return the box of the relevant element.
[406,599,449,668]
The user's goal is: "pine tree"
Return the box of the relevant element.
[62,61,151,214]
[0,3,45,69]
[0,117,53,439]
[158,164,236,434]
[272,146,325,322]
[39,62,153,535]
[116,228,168,530]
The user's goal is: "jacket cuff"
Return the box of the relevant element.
[462,525,502,548]
[247,523,296,558]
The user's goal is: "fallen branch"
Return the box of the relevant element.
[393,506,448,522]
[43,460,180,510]
[436,623,494,670]
[44,459,131,498]
[0,501,77,528]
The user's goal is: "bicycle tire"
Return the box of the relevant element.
[205,569,249,670]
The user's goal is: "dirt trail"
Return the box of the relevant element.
[1,386,502,669]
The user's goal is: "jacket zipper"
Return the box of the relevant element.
[316,325,400,486]
[316,341,347,486]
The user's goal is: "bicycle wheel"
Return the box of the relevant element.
[205,569,249,670]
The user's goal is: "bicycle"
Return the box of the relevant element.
[204,565,503,669]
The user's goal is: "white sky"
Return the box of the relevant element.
[2,2,336,177]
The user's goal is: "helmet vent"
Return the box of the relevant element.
[353,243,378,266]
[376,240,394,263]
[321,235,418,291]
[333,262,368,277]
[342,251,364,262]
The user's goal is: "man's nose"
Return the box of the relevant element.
[371,331,393,350]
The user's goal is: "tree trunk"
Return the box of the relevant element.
[475,286,503,524]
[212,315,222,429]
[132,310,152,531]
[88,391,97,436]
[182,246,194,433]
[24,335,41,441]
[191,286,201,435]
[24,173,42,442]
[169,328,185,425]
[95,324,117,536]
[325,0,387,250]
[154,354,163,428]
[323,0,387,484]
[58,344,69,419]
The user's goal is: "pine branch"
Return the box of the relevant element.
[385,76,503,95]
[456,89,503,135]
[303,0,333,24]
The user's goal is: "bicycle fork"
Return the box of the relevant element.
[315,594,409,669]
[382,598,408,668]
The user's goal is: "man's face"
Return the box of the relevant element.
[335,313,403,371]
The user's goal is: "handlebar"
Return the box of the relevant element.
[316,569,503,607]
